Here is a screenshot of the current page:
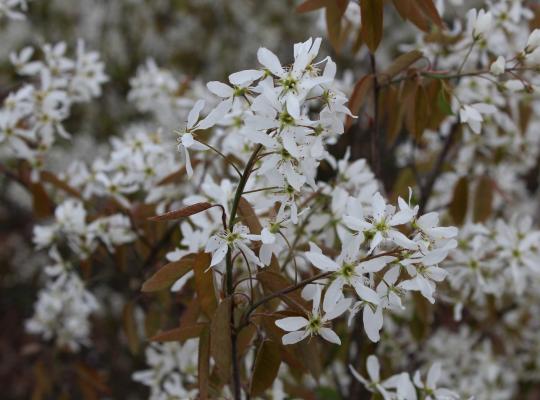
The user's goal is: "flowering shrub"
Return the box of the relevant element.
[2,1,540,399]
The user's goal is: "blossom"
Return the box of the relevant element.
[176,99,232,177]
[526,29,540,52]
[469,9,494,39]
[458,103,496,134]
[413,363,459,400]
[343,192,417,254]
[205,224,261,268]
[275,286,350,345]
[490,56,506,75]
[349,356,392,400]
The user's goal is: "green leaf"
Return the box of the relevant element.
[315,387,341,400]
[250,340,281,397]
[141,254,195,292]
[210,298,232,383]
[360,0,384,53]
[437,84,454,116]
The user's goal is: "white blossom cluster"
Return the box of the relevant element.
[350,354,459,400]
[132,340,199,400]
[3,0,540,399]
[25,252,99,351]
[401,0,540,210]
[165,38,457,350]
[444,215,540,311]
[0,40,107,179]
[128,59,210,129]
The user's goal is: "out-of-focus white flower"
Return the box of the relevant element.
[490,56,506,75]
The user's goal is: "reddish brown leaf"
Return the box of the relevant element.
[122,302,140,354]
[382,50,423,82]
[150,323,207,342]
[325,0,348,51]
[360,0,384,53]
[250,340,281,397]
[210,298,232,383]
[198,325,211,400]
[392,0,430,32]
[141,254,195,292]
[30,182,54,218]
[193,252,217,317]
[237,196,262,234]
[75,363,112,395]
[148,202,213,221]
[346,75,375,129]
[296,0,327,13]
[40,170,82,198]
[256,270,308,313]
[415,0,444,28]
[473,176,494,223]
[450,177,469,225]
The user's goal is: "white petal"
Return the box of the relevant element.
[427,362,441,388]
[305,251,340,271]
[324,296,351,320]
[275,316,309,331]
[187,100,205,129]
[367,355,380,382]
[356,256,396,273]
[319,327,341,344]
[229,69,264,85]
[209,244,228,267]
[197,98,232,129]
[323,278,344,311]
[257,47,284,76]
[207,81,234,98]
[354,282,380,305]
[363,306,383,342]
[282,330,308,345]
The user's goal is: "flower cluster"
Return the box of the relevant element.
[1,40,107,179]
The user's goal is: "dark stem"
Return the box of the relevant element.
[226,144,263,400]
[240,271,332,329]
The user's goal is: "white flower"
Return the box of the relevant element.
[469,9,493,39]
[205,224,261,268]
[344,192,417,254]
[490,56,506,75]
[458,103,496,134]
[349,355,392,400]
[275,286,350,345]
[526,29,540,52]
[413,363,459,400]
[176,99,232,177]
[304,241,394,310]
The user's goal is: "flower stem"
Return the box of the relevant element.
[225,143,263,400]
